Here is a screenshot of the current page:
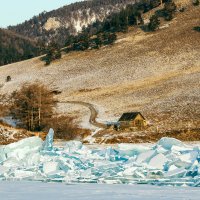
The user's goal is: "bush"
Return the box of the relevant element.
[47,115,78,140]
[6,76,11,82]
[192,0,199,6]
[45,115,91,140]
[54,50,62,59]
[193,26,200,32]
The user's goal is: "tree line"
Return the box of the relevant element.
[0,29,40,66]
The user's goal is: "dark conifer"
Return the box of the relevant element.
[148,15,160,31]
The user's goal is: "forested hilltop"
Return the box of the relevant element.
[8,0,138,44]
[0,29,40,66]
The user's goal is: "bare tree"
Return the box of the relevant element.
[10,82,56,131]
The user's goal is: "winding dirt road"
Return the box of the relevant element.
[58,101,106,129]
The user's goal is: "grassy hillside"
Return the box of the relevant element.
[0,5,199,137]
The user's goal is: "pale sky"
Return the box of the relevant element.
[0,0,80,28]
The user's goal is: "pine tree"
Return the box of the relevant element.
[44,48,53,65]
[94,34,103,48]
[43,42,62,65]
[65,35,75,48]
[119,9,128,32]
[110,14,120,32]
[103,21,111,32]
[148,15,160,31]
[108,33,117,44]
[164,0,177,11]
[163,0,177,21]
[128,14,137,26]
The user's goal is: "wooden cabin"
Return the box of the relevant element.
[118,112,146,130]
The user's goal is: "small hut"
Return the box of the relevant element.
[118,112,146,130]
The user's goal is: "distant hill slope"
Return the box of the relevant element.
[0,5,199,133]
[8,0,139,44]
[0,29,40,66]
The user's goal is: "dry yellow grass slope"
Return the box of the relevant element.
[0,5,199,133]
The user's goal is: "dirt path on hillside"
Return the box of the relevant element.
[58,101,106,129]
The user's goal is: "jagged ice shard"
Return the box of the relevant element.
[42,128,54,151]
[0,129,200,187]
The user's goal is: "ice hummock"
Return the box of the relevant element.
[0,131,200,187]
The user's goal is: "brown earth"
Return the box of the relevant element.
[0,122,47,145]
[90,128,200,144]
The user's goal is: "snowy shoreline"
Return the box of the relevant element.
[1,181,200,200]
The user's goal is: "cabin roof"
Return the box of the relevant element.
[118,112,145,121]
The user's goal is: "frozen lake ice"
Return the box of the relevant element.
[0,181,200,200]
[1,129,200,187]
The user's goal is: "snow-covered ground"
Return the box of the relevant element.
[0,181,200,200]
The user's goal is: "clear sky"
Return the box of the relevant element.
[0,0,80,28]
